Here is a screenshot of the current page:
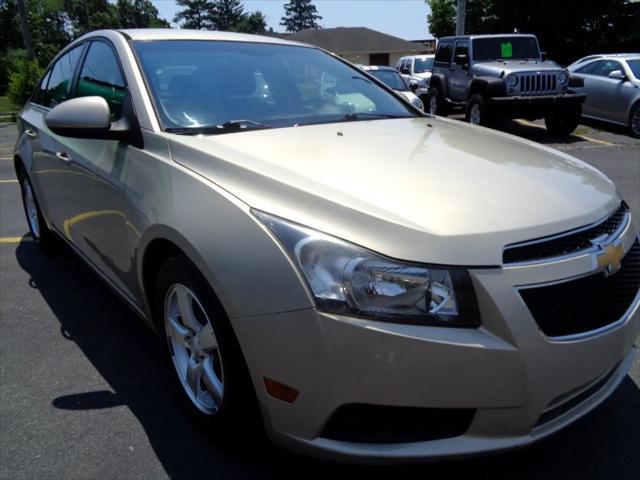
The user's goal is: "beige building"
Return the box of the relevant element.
[277,27,431,66]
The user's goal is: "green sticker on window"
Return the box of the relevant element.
[501,42,513,58]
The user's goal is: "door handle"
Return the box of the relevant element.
[24,129,37,138]
[56,151,72,164]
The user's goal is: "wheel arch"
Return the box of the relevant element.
[468,77,506,100]
[429,73,449,98]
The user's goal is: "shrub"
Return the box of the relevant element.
[7,57,43,106]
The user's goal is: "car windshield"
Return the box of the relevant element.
[472,37,541,61]
[132,40,416,132]
[626,59,640,79]
[414,57,434,73]
[368,69,408,91]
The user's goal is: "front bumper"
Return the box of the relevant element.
[489,93,586,117]
[231,223,640,464]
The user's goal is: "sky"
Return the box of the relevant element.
[152,0,434,40]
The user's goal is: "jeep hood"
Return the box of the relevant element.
[473,60,563,77]
[167,117,619,265]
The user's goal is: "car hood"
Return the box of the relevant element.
[167,117,619,266]
[473,60,563,77]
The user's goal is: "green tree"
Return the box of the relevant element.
[173,0,212,29]
[118,0,169,28]
[232,10,266,34]
[7,56,41,104]
[210,0,245,30]
[63,0,120,36]
[426,0,455,38]
[280,0,321,32]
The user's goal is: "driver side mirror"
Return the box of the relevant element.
[45,96,142,148]
[608,70,627,81]
[540,51,547,61]
[409,81,419,92]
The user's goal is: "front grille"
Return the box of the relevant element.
[518,72,558,95]
[320,404,475,444]
[520,240,640,338]
[504,203,629,264]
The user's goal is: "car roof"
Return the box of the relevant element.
[400,54,435,59]
[86,28,309,48]
[438,33,537,42]
[361,65,397,71]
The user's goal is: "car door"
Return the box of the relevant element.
[433,40,453,90]
[449,40,470,101]
[20,44,86,228]
[578,60,630,123]
[56,39,140,298]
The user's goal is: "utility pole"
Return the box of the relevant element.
[456,0,466,35]
[16,0,35,60]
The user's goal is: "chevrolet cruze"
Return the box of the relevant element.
[13,29,640,463]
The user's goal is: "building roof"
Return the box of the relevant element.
[284,27,428,54]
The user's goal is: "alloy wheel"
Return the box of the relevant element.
[164,283,224,415]
[632,107,640,136]
[429,95,438,115]
[469,104,481,125]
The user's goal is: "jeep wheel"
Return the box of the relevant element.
[427,88,447,117]
[544,109,581,138]
[465,94,490,126]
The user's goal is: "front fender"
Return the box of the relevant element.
[468,77,507,99]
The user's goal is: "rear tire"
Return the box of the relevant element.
[465,94,490,126]
[544,108,581,137]
[17,167,53,249]
[155,256,261,438]
[629,102,640,138]
[427,88,447,117]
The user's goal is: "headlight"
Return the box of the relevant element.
[411,97,424,110]
[506,74,519,87]
[254,211,479,327]
[557,71,569,84]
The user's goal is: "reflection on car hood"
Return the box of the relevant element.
[168,117,619,265]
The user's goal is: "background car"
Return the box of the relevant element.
[360,65,424,110]
[568,53,640,69]
[569,54,640,137]
[395,54,434,103]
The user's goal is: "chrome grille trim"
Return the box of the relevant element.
[516,71,560,95]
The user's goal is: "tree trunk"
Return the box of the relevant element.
[16,0,35,60]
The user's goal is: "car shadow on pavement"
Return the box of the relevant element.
[15,240,640,480]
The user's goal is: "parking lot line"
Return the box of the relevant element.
[0,235,32,244]
[515,119,618,147]
[0,179,18,183]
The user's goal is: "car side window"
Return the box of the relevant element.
[76,41,127,121]
[592,60,623,78]
[42,45,84,108]
[453,41,469,66]
[576,60,601,75]
[31,69,51,106]
[435,41,453,66]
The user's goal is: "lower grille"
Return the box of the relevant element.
[320,404,475,444]
[520,239,640,338]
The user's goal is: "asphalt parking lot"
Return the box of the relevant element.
[1,120,639,480]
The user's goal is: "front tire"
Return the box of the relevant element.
[427,88,447,117]
[465,94,490,126]
[544,108,581,137]
[629,102,640,138]
[17,168,53,248]
[155,256,259,436]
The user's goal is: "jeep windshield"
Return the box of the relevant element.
[132,40,416,133]
[472,37,541,61]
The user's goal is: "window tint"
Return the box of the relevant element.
[453,41,469,65]
[76,41,126,120]
[627,60,640,79]
[414,57,434,73]
[576,60,601,74]
[42,45,84,107]
[592,60,623,78]
[32,69,51,105]
[435,42,453,65]
[472,37,540,61]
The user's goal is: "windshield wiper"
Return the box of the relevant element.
[342,112,409,121]
[166,119,273,135]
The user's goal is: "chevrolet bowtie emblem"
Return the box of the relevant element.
[594,242,625,277]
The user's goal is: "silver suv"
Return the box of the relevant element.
[427,34,586,136]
